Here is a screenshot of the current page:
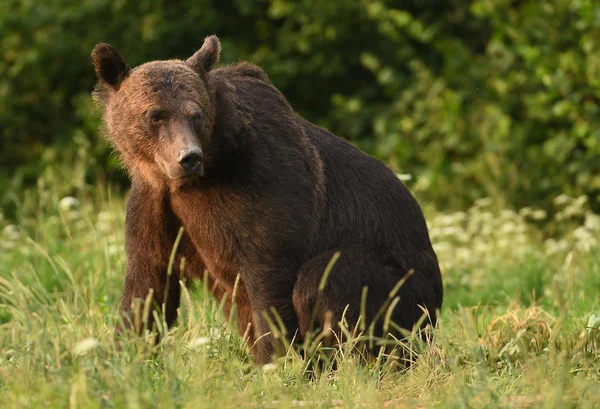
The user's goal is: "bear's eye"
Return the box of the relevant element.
[192,111,204,123]
[148,109,167,125]
[191,111,204,127]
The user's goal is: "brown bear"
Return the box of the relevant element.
[91,35,443,364]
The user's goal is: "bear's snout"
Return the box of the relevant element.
[177,147,204,177]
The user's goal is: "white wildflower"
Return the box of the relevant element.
[187,337,210,350]
[262,363,277,373]
[500,209,517,220]
[107,244,121,256]
[2,224,20,241]
[519,207,532,217]
[499,222,517,234]
[584,213,600,231]
[456,248,471,262]
[96,211,115,233]
[396,173,412,181]
[553,194,571,206]
[544,238,568,255]
[574,195,589,207]
[58,196,80,212]
[574,228,596,252]
[497,238,510,249]
[587,314,600,335]
[73,338,99,356]
[474,197,493,208]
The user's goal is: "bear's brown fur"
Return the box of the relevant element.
[91,36,443,364]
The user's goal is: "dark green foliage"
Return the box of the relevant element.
[2,0,600,211]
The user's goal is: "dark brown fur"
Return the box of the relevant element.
[91,36,443,364]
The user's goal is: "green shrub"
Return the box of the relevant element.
[2,0,600,213]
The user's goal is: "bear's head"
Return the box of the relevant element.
[91,36,221,188]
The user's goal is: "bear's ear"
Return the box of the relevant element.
[186,35,221,75]
[91,43,130,90]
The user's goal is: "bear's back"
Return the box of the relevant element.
[211,62,437,273]
[300,117,432,249]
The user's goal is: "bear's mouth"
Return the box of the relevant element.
[168,170,203,189]
[179,162,204,179]
[162,161,204,181]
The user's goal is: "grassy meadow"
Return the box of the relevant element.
[0,178,599,409]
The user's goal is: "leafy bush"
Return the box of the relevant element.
[2,0,600,213]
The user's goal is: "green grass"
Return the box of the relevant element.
[1,183,599,409]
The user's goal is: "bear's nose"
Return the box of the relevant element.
[178,147,203,173]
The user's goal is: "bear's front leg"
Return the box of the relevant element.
[207,277,256,345]
[115,182,184,339]
[117,255,181,337]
